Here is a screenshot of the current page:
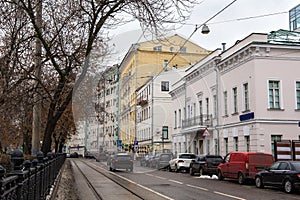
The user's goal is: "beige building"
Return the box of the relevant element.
[118,34,210,149]
[171,30,300,157]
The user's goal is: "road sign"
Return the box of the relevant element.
[202,128,210,137]
[117,140,122,147]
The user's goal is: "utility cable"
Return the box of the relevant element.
[167,0,238,71]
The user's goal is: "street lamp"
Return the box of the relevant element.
[201,24,210,34]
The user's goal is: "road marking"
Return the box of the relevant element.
[89,162,174,200]
[186,184,208,191]
[155,175,167,180]
[146,173,155,177]
[168,179,183,184]
[214,191,246,200]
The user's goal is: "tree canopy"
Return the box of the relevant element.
[0,0,198,154]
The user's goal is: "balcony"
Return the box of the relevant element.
[137,95,148,106]
[182,114,213,129]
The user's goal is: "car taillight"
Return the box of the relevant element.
[178,160,184,163]
[204,162,208,166]
[246,162,249,169]
[297,174,300,178]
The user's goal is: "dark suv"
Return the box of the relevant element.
[109,153,133,172]
[153,153,173,169]
[189,155,223,176]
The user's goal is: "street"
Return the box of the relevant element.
[92,160,300,200]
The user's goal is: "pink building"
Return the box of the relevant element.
[170,30,300,157]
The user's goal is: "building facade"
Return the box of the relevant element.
[136,68,187,155]
[171,31,300,157]
[95,65,119,153]
[118,34,210,150]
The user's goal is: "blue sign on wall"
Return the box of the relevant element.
[298,121,300,127]
[239,112,254,121]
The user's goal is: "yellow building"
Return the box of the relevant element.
[118,34,210,150]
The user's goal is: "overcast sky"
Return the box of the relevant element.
[107,0,300,65]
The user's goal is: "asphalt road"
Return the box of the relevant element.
[93,160,300,200]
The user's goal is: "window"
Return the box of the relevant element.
[206,98,209,119]
[179,46,186,53]
[243,83,249,111]
[296,81,300,109]
[234,136,238,151]
[289,5,300,31]
[174,111,177,129]
[161,81,169,91]
[199,100,203,116]
[206,140,210,155]
[224,138,228,154]
[193,103,196,119]
[170,47,174,52]
[223,91,228,116]
[232,87,238,113]
[178,109,181,128]
[268,80,280,109]
[213,95,217,118]
[214,139,218,155]
[153,46,162,51]
[271,135,282,156]
[245,136,250,152]
[163,59,168,71]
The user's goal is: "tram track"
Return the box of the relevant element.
[71,158,144,200]
[72,159,104,200]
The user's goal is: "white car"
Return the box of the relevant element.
[169,153,197,172]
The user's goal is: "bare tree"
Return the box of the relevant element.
[0,0,198,154]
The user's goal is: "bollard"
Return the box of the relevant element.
[9,149,27,200]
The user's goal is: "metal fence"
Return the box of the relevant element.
[0,149,66,200]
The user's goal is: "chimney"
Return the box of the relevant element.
[222,43,226,51]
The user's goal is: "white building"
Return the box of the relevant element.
[136,68,187,155]
[170,30,300,157]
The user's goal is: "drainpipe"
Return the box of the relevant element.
[214,57,221,155]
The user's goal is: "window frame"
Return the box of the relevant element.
[161,81,169,91]
[268,80,282,109]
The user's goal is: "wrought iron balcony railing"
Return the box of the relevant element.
[182,114,213,129]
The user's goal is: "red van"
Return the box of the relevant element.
[217,152,274,184]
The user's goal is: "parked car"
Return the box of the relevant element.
[140,155,152,167]
[96,152,108,162]
[106,154,115,166]
[109,152,133,172]
[217,152,274,184]
[255,161,300,193]
[189,155,223,176]
[152,153,173,169]
[146,155,155,167]
[169,153,197,172]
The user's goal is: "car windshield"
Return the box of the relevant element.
[179,154,197,159]
[116,155,131,160]
[207,157,223,162]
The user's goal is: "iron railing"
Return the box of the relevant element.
[0,149,66,200]
[182,114,213,129]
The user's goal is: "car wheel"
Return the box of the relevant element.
[284,179,294,193]
[238,172,245,185]
[199,168,204,176]
[175,165,179,173]
[168,165,172,172]
[255,176,264,188]
[217,170,223,181]
[189,168,194,176]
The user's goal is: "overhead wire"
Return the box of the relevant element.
[158,0,238,76]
